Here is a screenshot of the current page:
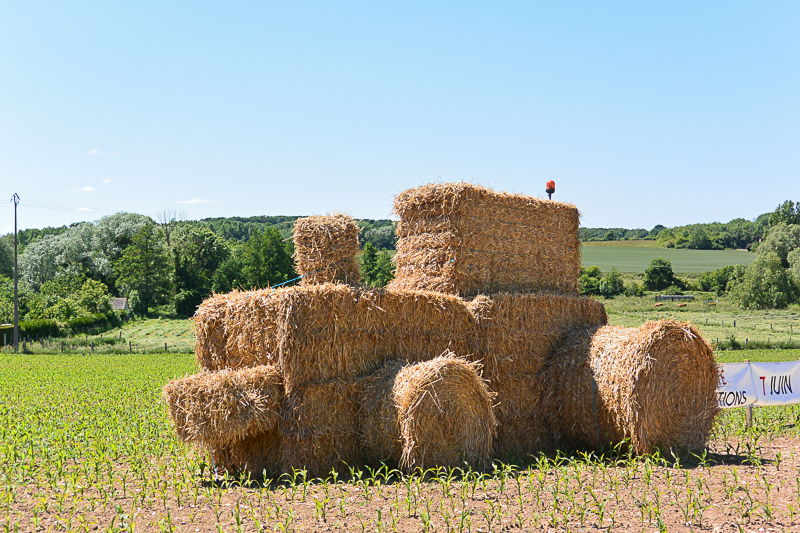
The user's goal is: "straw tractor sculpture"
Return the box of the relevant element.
[164,183,720,476]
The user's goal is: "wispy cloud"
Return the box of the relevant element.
[176,197,217,204]
[102,178,113,184]
[77,207,92,212]
[70,186,95,192]
[87,148,102,155]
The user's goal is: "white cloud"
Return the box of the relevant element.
[87,148,102,155]
[77,207,92,212]
[70,186,95,192]
[102,178,113,184]
[176,197,217,204]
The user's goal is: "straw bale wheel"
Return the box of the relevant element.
[544,321,719,455]
[360,353,497,472]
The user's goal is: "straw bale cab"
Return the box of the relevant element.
[389,183,581,298]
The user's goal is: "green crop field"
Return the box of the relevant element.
[581,240,756,273]
[2,351,800,531]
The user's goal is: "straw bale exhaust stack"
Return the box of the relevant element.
[163,365,283,448]
[293,214,361,286]
[360,355,497,472]
[389,183,581,297]
[544,321,720,455]
[468,293,607,458]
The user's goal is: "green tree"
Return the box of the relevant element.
[172,226,230,316]
[789,249,800,287]
[211,253,245,294]
[643,258,680,291]
[239,227,295,289]
[361,243,395,287]
[113,223,174,315]
[729,253,798,310]
[697,265,746,296]
[757,223,800,268]
[579,266,603,296]
[599,267,625,298]
[769,200,800,227]
[0,237,12,278]
[75,279,113,315]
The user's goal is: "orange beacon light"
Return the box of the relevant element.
[545,180,555,199]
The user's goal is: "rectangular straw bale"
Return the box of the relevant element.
[279,379,363,477]
[293,214,361,286]
[193,293,229,370]
[162,365,283,450]
[193,289,284,371]
[276,284,476,395]
[389,182,581,298]
[490,373,551,459]
[211,429,282,477]
[471,293,608,380]
[468,293,607,458]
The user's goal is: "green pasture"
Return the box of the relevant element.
[2,317,196,354]
[581,241,756,273]
[603,295,800,352]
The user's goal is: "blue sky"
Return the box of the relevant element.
[1,1,798,233]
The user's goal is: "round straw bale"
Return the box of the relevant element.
[363,354,497,471]
[293,213,361,286]
[163,365,283,449]
[544,321,719,455]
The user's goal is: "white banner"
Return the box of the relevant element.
[717,361,800,408]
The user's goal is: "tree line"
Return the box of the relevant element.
[2,199,798,327]
[0,213,398,324]
[577,203,799,250]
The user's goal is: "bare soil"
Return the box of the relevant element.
[9,436,800,532]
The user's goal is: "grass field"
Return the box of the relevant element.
[1,353,800,531]
[603,295,800,351]
[2,317,196,354]
[581,240,756,273]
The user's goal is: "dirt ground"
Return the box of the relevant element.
[8,435,800,532]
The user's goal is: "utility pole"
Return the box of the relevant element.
[11,193,19,352]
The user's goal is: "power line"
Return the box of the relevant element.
[6,200,120,215]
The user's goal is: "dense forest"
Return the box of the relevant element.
[1,200,799,332]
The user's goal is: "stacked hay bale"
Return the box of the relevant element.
[166,181,721,477]
[468,293,607,458]
[274,283,479,475]
[543,321,720,454]
[359,354,497,471]
[389,183,581,298]
[194,289,282,371]
[162,365,283,473]
[293,213,361,286]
